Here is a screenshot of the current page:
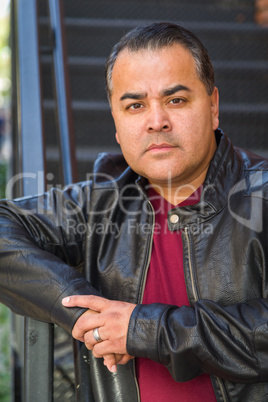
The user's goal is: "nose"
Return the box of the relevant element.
[146,105,172,133]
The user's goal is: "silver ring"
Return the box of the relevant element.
[93,327,103,342]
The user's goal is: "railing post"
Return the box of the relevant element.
[12,0,54,400]
[48,0,78,185]
[48,2,94,400]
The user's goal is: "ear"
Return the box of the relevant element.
[211,87,219,131]
[111,109,120,144]
[115,132,120,144]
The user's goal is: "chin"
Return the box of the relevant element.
[145,173,175,184]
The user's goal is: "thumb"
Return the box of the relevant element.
[62,295,108,311]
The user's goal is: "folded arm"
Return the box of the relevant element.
[65,294,268,382]
[0,183,99,333]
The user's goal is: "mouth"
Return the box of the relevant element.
[146,143,176,152]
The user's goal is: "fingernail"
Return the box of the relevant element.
[110,365,117,373]
[62,297,70,304]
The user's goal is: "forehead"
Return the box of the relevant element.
[112,44,200,94]
[116,43,195,66]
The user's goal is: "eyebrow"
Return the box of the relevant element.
[119,84,191,102]
[120,92,147,101]
[161,84,191,97]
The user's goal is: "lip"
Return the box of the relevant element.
[147,143,175,152]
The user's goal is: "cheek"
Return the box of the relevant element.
[115,121,142,150]
[184,107,213,137]
[115,131,139,163]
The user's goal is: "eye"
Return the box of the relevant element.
[169,98,185,105]
[127,103,144,110]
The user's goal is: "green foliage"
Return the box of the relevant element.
[0,163,7,198]
[0,9,11,104]
[0,304,11,402]
[0,4,11,400]
[0,154,10,402]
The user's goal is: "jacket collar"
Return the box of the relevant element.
[92,129,243,226]
[165,129,243,229]
[202,129,242,211]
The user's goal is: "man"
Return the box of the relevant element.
[255,0,268,25]
[0,22,268,401]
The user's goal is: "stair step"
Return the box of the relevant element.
[43,99,110,112]
[41,55,268,104]
[42,99,268,151]
[46,146,120,165]
[65,19,268,62]
[43,100,115,148]
[39,0,255,24]
[38,17,268,61]
[220,103,268,114]
[43,99,268,114]
[63,18,260,31]
[37,0,268,178]
[45,145,121,182]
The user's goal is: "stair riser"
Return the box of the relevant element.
[41,59,268,104]
[42,106,268,149]
[61,25,268,62]
[39,0,255,23]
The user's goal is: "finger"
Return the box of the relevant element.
[73,315,107,340]
[116,354,134,365]
[83,327,104,350]
[72,310,100,341]
[92,339,125,357]
[114,353,125,364]
[103,354,118,373]
[103,353,133,371]
[62,295,109,311]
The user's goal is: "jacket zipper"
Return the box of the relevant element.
[184,227,228,402]
[138,199,155,302]
[215,377,228,402]
[132,194,155,402]
[184,227,198,302]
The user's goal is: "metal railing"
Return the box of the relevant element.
[48,0,77,185]
[11,0,53,400]
[11,0,79,400]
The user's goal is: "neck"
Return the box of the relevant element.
[148,135,217,205]
[149,175,205,206]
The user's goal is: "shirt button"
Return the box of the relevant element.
[169,214,179,224]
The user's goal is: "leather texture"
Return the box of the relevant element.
[0,129,268,401]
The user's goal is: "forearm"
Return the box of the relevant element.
[0,237,100,333]
[127,298,268,383]
[0,182,99,333]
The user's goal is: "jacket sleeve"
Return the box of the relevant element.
[126,298,268,383]
[0,181,100,334]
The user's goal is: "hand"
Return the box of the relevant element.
[102,352,134,372]
[62,295,136,371]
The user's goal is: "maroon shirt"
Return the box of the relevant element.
[136,186,216,401]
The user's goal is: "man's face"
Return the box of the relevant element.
[110,44,219,189]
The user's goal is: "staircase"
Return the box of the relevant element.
[10,1,268,400]
[38,0,268,185]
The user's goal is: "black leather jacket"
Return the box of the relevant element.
[1,129,268,401]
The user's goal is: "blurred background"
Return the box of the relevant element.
[36,0,268,186]
[0,1,10,401]
[10,0,268,190]
[0,0,10,163]
[1,0,268,401]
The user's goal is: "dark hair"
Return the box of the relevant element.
[105,22,215,103]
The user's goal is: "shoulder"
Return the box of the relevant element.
[91,152,138,188]
[234,147,268,200]
[235,147,268,172]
